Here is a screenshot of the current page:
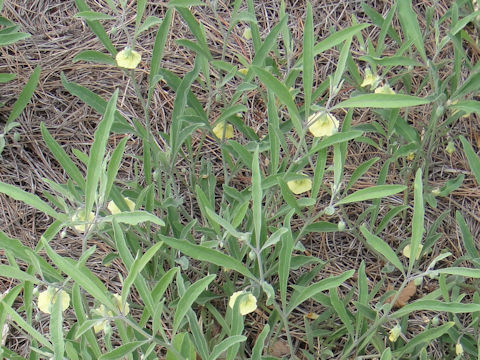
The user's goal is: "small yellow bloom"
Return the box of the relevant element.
[431,188,441,196]
[107,197,135,215]
[375,84,395,94]
[213,122,234,139]
[242,27,252,40]
[402,244,423,260]
[37,287,70,314]
[308,112,339,137]
[388,324,401,342]
[445,141,455,155]
[113,294,130,316]
[456,343,463,355]
[361,67,379,88]
[287,178,312,195]
[406,152,415,161]
[238,68,248,75]
[92,304,113,333]
[72,209,95,233]
[116,47,141,69]
[229,291,257,315]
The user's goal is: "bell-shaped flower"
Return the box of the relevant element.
[116,47,141,69]
[389,324,402,342]
[72,209,95,233]
[287,177,312,195]
[361,67,379,88]
[375,84,395,94]
[37,287,70,314]
[107,197,135,215]
[229,291,257,315]
[213,122,234,139]
[402,244,423,260]
[308,112,339,137]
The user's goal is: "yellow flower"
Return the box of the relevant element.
[287,177,312,195]
[37,287,70,314]
[388,324,401,342]
[406,152,415,161]
[213,122,234,139]
[308,112,339,137]
[402,244,423,260]
[107,197,135,215]
[116,47,141,69]
[92,304,113,333]
[238,68,248,75]
[113,293,130,315]
[228,291,257,315]
[361,67,379,88]
[72,209,95,233]
[242,27,252,40]
[375,84,395,94]
[445,141,455,155]
[456,343,463,355]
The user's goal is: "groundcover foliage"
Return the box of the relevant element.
[1,0,480,358]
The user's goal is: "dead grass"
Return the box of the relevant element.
[1,0,479,358]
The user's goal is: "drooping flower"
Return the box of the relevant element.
[402,244,423,260]
[92,294,129,333]
[456,343,464,355]
[308,112,339,137]
[107,197,135,215]
[242,27,252,40]
[238,68,248,76]
[37,287,70,314]
[213,122,234,139]
[375,84,395,94]
[72,209,95,233]
[116,47,141,69]
[287,177,312,195]
[228,291,257,315]
[388,324,402,342]
[361,67,379,88]
[445,141,455,155]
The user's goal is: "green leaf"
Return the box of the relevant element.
[61,73,133,134]
[0,182,65,221]
[434,267,480,278]
[393,300,480,318]
[74,11,114,21]
[136,0,147,28]
[0,32,29,46]
[41,238,116,311]
[208,335,247,360]
[397,0,427,62]
[295,24,369,67]
[136,16,162,37]
[41,123,85,189]
[333,94,430,109]
[252,146,263,248]
[101,211,165,226]
[279,228,293,308]
[344,157,380,194]
[395,323,454,357]
[0,73,16,83]
[450,9,480,36]
[160,235,256,280]
[409,168,424,271]
[287,269,355,314]
[105,137,128,199]
[251,65,302,137]
[0,265,39,283]
[307,131,363,156]
[303,2,313,118]
[360,224,404,273]
[50,295,65,360]
[7,66,40,125]
[99,341,148,360]
[73,50,115,65]
[304,222,339,233]
[84,89,118,215]
[251,324,270,360]
[330,288,354,336]
[167,0,206,7]
[173,274,215,333]
[449,100,480,115]
[455,211,479,259]
[74,0,117,55]
[337,185,406,205]
[460,135,480,184]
